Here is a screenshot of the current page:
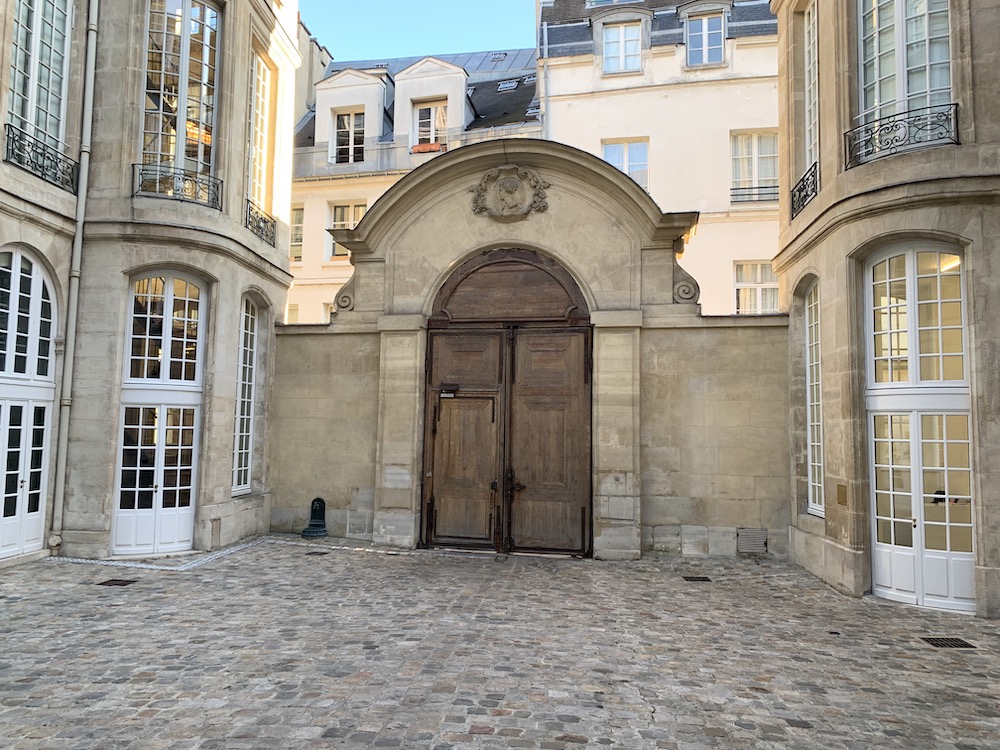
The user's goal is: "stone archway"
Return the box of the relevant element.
[421,249,592,554]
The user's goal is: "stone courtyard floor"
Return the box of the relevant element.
[1,536,998,749]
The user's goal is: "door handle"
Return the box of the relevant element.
[512,482,525,492]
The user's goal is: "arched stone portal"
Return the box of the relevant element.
[423,249,592,554]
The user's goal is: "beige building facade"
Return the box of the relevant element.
[772,0,1000,615]
[1,0,300,563]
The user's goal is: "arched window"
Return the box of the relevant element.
[126,274,203,385]
[232,297,258,494]
[804,281,823,515]
[0,250,55,381]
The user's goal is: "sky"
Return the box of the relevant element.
[296,0,537,63]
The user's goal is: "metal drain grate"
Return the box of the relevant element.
[96,579,137,587]
[305,551,329,556]
[683,576,712,582]
[921,637,976,649]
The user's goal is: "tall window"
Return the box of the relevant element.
[290,206,304,263]
[414,102,447,146]
[859,0,951,121]
[803,1,819,169]
[731,132,778,202]
[686,14,724,66]
[232,298,258,494]
[127,274,202,384]
[142,0,220,201]
[603,23,641,73]
[866,246,972,611]
[330,203,366,257]
[735,262,778,314]
[335,111,364,163]
[805,282,824,515]
[247,52,272,210]
[603,140,648,190]
[7,0,71,148]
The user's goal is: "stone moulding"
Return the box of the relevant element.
[470,164,550,223]
[672,238,700,304]
[335,274,356,313]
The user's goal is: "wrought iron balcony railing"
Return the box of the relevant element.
[731,185,779,203]
[245,199,276,247]
[4,123,79,193]
[845,103,958,169]
[790,161,819,219]
[133,163,222,209]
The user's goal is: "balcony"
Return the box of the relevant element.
[731,185,779,203]
[245,199,276,247]
[845,103,958,169]
[4,123,79,193]
[790,161,819,219]
[133,163,222,210]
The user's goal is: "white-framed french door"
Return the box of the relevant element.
[865,244,973,612]
[112,404,199,555]
[0,399,51,559]
[869,409,975,611]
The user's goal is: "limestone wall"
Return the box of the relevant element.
[640,321,791,557]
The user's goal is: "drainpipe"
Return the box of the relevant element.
[50,0,99,546]
[541,21,551,140]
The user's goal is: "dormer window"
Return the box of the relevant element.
[334,111,364,164]
[603,22,641,73]
[415,100,447,147]
[686,12,725,66]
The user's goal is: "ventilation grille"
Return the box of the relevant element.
[737,527,768,554]
[683,575,712,582]
[96,579,137,587]
[921,637,976,649]
[305,551,329,556]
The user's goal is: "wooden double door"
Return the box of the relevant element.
[423,327,591,554]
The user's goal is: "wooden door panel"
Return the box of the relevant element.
[509,331,590,553]
[429,395,498,544]
[431,333,502,389]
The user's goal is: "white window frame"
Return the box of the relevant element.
[124,273,206,393]
[734,261,779,315]
[290,206,304,263]
[7,0,72,149]
[686,12,725,67]
[413,100,448,147]
[333,110,365,164]
[0,249,56,384]
[803,1,819,170]
[864,244,967,401]
[247,51,273,210]
[858,0,951,122]
[329,203,366,258]
[730,131,779,202]
[602,139,648,190]
[232,297,258,495]
[602,22,641,74]
[804,282,824,516]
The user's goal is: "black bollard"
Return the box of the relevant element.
[301,497,328,538]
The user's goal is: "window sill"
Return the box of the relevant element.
[682,61,728,72]
[601,67,643,77]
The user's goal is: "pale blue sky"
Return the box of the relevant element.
[297,0,537,62]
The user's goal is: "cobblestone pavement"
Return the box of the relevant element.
[1,537,998,750]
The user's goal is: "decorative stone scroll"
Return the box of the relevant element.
[470,165,550,223]
[672,238,701,304]
[335,274,356,313]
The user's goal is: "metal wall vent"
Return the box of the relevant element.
[921,637,976,649]
[683,575,712,582]
[737,527,768,554]
[96,579,137,587]
[305,551,329,556]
